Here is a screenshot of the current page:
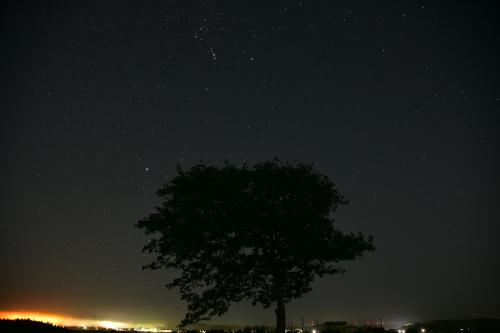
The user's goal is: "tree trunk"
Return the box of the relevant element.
[275,298,286,333]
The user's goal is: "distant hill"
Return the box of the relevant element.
[0,319,70,333]
[406,318,500,333]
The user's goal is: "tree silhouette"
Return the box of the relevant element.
[137,159,374,333]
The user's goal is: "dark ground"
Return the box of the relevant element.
[2,319,500,333]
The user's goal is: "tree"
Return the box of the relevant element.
[136,159,375,333]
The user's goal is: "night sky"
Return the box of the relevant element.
[1,0,499,329]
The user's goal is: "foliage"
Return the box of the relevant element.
[137,159,375,328]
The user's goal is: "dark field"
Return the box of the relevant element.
[2,319,500,333]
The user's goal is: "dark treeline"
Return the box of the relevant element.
[404,318,500,333]
[0,319,70,333]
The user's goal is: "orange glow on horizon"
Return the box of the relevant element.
[0,311,84,326]
[0,311,150,329]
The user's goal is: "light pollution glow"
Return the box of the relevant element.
[0,311,168,331]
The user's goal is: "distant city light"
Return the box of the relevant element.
[0,311,165,331]
[98,320,128,330]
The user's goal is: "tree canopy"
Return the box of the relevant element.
[136,159,374,332]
